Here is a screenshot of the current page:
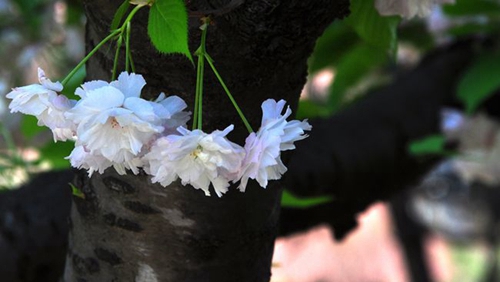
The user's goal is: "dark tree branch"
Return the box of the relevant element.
[0,170,74,282]
[281,40,480,239]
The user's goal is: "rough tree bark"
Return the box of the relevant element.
[63,1,349,281]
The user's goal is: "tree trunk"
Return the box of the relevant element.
[63,0,349,281]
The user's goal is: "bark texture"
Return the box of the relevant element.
[64,1,349,281]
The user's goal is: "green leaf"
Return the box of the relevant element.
[281,190,333,209]
[409,135,446,156]
[69,183,85,199]
[39,141,73,169]
[148,0,192,62]
[443,0,500,17]
[60,66,86,101]
[398,22,435,51]
[328,43,387,111]
[110,0,131,31]
[457,52,500,114]
[296,100,332,119]
[447,22,500,37]
[21,115,47,140]
[345,0,400,55]
[308,21,360,74]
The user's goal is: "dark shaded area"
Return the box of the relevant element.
[390,190,432,282]
[0,170,73,282]
[281,39,482,239]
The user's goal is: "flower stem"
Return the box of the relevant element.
[125,23,130,73]
[125,21,135,73]
[112,35,123,80]
[61,29,121,86]
[123,4,143,26]
[205,53,254,133]
[193,52,205,130]
[193,21,209,130]
[61,4,143,86]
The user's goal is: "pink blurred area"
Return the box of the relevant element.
[272,202,453,282]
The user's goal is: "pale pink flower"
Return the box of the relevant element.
[66,145,143,176]
[237,99,311,191]
[7,68,62,115]
[6,68,77,141]
[145,125,244,197]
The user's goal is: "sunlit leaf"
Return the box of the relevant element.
[147,0,192,62]
[457,52,500,114]
[281,190,333,209]
[409,134,447,156]
[70,183,85,199]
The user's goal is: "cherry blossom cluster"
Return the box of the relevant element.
[6,69,311,197]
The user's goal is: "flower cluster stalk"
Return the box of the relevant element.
[193,18,253,133]
[61,4,143,86]
[112,35,124,80]
[126,22,135,73]
[193,23,208,130]
[5,2,312,197]
[205,54,253,133]
[61,29,120,86]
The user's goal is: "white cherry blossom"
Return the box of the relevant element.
[67,146,113,176]
[145,125,244,197]
[7,68,62,115]
[65,72,188,174]
[6,68,76,141]
[67,145,144,176]
[237,99,311,191]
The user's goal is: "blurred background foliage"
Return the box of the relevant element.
[300,0,500,121]
[0,0,84,189]
[1,0,500,280]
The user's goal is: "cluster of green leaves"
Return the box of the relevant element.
[294,0,500,206]
[298,0,399,120]
[295,0,500,164]
[303,0,500,121]
[407,0,500,156]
